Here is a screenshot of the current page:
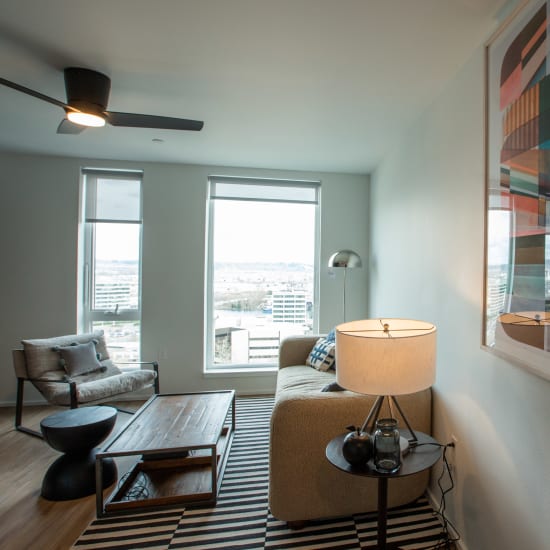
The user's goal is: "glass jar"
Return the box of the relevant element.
[373,418,401,473]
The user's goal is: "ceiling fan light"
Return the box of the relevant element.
[67,111,105,127]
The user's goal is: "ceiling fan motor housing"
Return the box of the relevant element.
[64,67,111,115]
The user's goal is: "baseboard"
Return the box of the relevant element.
[234,391,274,397]
[426,487,467,550]
[0,392,275,408]
[0,398,46,407]
[0,393,149,408]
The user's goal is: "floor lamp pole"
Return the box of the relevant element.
[343,267,348,321]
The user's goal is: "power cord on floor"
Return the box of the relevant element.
[411,441,461,549]
[117,470,150,501]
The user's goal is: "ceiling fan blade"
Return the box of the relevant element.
[0,77,68,110]
[105,111,204,131]
[57,118,86,134]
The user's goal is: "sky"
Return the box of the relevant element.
[487,210,511,266]
[95,223,140,262]
[213,200,316,264]
[94,200,317,265]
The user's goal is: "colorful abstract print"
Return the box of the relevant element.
[498,2,549,334]
[500,3,548,224]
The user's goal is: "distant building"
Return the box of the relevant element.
[272,290,307,324]
[95,282,137,310]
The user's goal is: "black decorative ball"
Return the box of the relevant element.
[342,429,373,466]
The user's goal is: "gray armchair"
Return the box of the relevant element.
[13,330,159,437]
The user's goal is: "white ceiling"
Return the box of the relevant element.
[0,0,508,174]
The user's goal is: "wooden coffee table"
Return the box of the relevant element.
[95,391,235,517]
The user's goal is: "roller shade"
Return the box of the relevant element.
[84,169,143,223]
[209,176,319,204]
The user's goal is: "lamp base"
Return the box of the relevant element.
[360,395,420,446]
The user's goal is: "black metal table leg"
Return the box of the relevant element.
[378,476,388,549]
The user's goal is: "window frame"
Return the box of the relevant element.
[79,169,144,360]
[205,175,321,373]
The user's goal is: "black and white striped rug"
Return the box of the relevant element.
[73,396,446,549]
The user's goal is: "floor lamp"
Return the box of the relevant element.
[328,250,362,321]
[335,318,436,447]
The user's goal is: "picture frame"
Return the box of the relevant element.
[483,0,550,381]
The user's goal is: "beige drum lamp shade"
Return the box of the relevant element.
[336,319,436,396]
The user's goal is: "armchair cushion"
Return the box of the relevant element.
[22,331,109,379]
[33,359,156,406]
[54,340,106,377]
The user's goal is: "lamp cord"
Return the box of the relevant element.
[411,442,461,549]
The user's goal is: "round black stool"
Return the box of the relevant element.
[40,406,118,500]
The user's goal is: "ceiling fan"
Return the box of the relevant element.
[0,67,204,134]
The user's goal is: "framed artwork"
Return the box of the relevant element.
[484,0,550,380]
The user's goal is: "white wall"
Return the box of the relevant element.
[369,47,550,550]
[0,152,368,404]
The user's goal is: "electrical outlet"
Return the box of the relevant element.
[447,434,458,475]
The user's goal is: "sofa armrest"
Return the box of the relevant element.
[278,335,320,369]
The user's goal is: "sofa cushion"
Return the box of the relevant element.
[306,337,336,371]
[22,331,109,379]
[276,365,341,396]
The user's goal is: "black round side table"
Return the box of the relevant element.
[40,406,118,500]
[326,431,441,550]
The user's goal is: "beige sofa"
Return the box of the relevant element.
[268,335,433,524]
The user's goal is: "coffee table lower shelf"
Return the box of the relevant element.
[100,426,233,515]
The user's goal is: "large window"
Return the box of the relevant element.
[81,169,143,362]
[206,176,320,371]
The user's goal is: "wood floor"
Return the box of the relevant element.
[0,401,145,550]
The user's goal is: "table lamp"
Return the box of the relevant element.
[336,318,436,447]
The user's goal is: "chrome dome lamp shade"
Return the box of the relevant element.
[328,250,362,269]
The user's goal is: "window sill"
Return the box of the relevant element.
[204,365,278,378]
